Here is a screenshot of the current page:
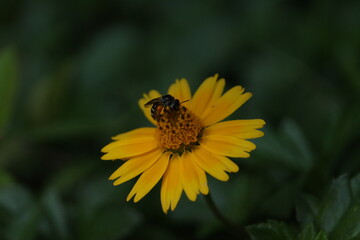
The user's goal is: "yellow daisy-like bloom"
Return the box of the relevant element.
[101,74,265,213]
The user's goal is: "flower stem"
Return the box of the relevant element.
[204,193,250,239]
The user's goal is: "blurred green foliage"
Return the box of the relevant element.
[0,47,18,137]
[0,0,360,239]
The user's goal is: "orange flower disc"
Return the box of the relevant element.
[155,106,203,150]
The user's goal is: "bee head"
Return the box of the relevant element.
[171,99,180,111]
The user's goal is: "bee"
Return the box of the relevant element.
[144,94,186,121]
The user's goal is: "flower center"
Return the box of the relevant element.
[155,106,204,151]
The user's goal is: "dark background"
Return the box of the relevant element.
[1,0,360,239]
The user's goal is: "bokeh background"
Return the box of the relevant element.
[1,0,360,239]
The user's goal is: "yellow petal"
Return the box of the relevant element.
[101,136,158,160]
[110,148,164,185]
[190,155,209,195]
[200,134,255,158]
[201,86,252,126]
[101,128,156,153]
[189,74,225,117]
[191,147,230,181]
[199,78,225,119]
[199,146,239,173]
[214,154,239,173]
[167,78,191,104]
[160,170,170,213]
[160,154,183,213]
[179,151,208,201]
[111,127,156,140]
[138,90,162,125]
[127,151,170,202]
[206,119,265,139]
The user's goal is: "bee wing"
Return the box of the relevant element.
[144,97,160,107]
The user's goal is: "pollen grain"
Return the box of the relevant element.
[155,106,203,151]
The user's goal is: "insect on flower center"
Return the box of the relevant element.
[155,106,204,151]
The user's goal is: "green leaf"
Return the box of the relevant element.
[0,184,33,215]
[41,189,69,240]
[314,232,329,240]
[0,46,18,136]
[279,119,313,171]
[317,175,351,233]
[247,220,296,240]
[297,174,360,240]
[77,206,142,240]
[261,179,301,218]
[330,197,360,240]
[47,161,98,194]
[298,224,316,240]
[296,194,320,226]
[255,118,313,171]
[73,175,142,239]
[298,224,328,240]
[0,185,39,240]
[5,205,40,240]
[351,173,360,199]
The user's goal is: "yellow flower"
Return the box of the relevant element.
[101,74,265,213]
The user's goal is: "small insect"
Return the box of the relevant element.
[144,94,186,121]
